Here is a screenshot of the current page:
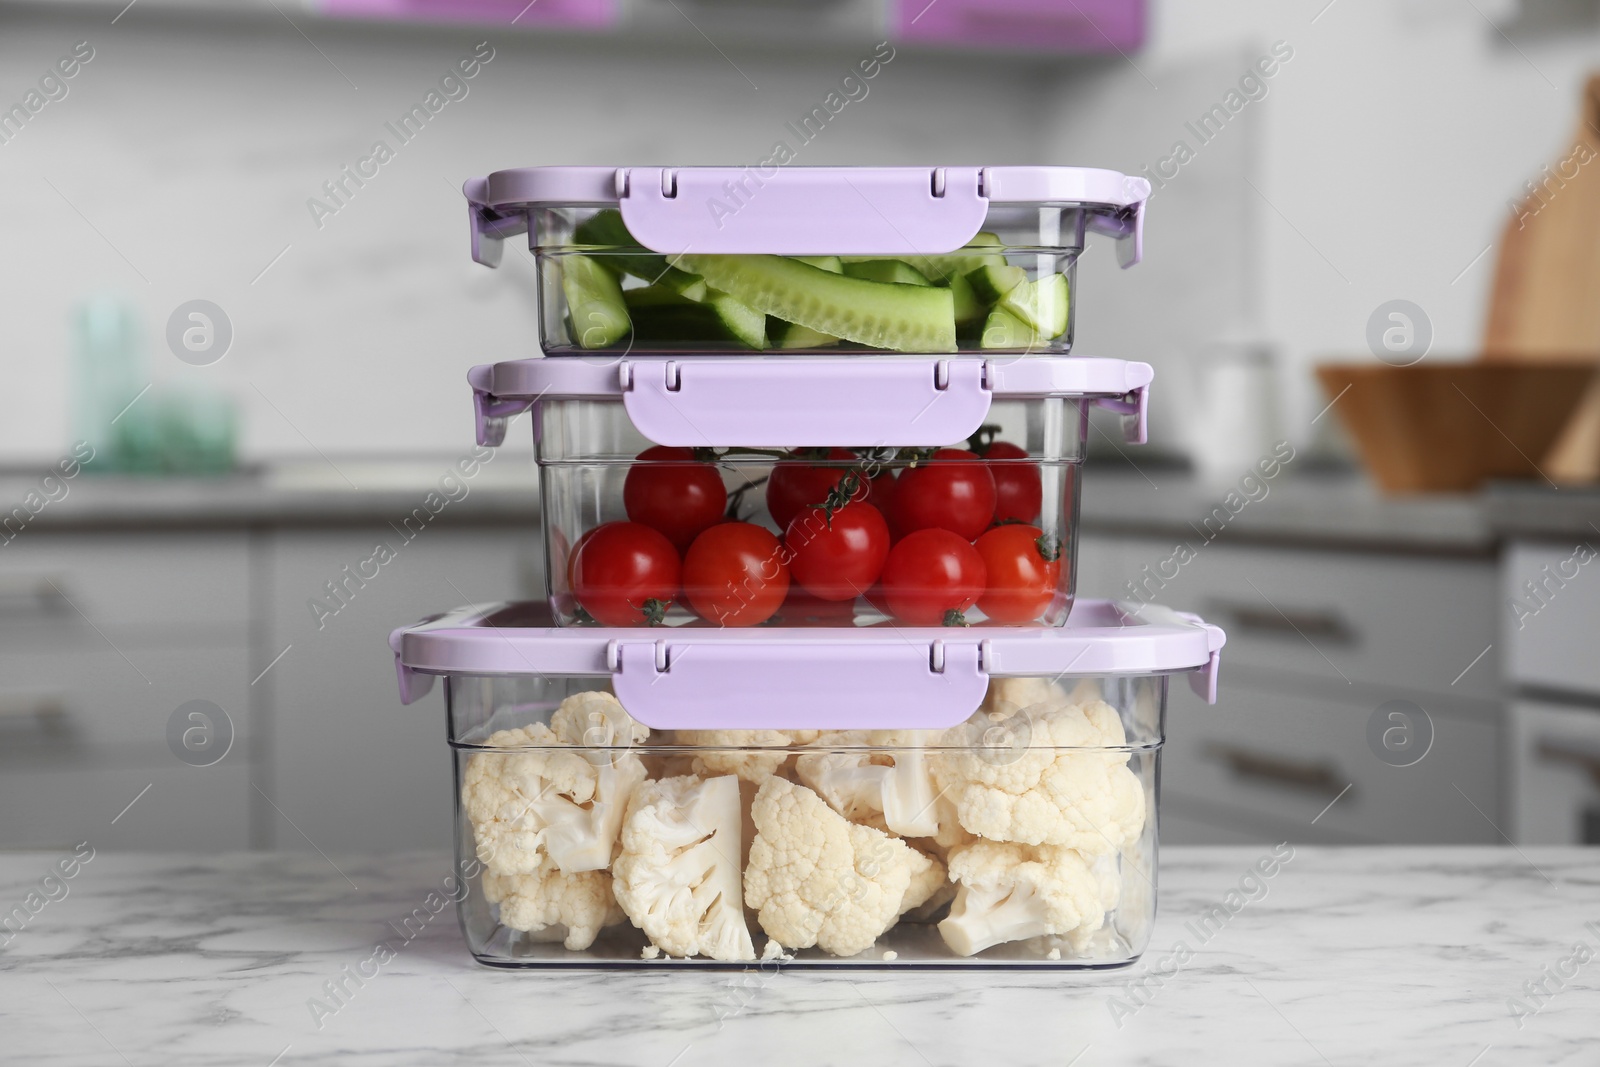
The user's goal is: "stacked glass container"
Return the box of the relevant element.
[389,166,1226,968]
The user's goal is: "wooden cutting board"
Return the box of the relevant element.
[1484,74,1600,483]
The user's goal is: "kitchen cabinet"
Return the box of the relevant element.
[1503,541,1600,843]
[1079,533,1503,845]
[258,525,540,854]
[0,532,252,851]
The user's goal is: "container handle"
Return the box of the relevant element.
[469,364,538,447]
[1092,381,1150,445]
[1172,610,1226,704]
[622,358,992,448]
[464,177,528,268]
[618,167,989,256]
[609,639,988,731]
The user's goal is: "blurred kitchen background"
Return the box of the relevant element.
[2,0,1599,854]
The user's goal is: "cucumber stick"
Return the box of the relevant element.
[624,285,767,349]
[842,259,933,286]
[841,232,1006,283]
[574,209,706,299]
[965,263,1027,304]
[769,319,838,349]
[561,254,631,349]
[793,256,844,274]
[979,307,1041,350]
[675,254,956,353]
[998,273,1070,338]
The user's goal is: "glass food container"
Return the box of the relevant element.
[462,166,1149,355]
[390,599,1225,969]
[470,356,1152,628]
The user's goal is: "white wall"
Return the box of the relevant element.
[5,1,1599,461]
[0,6,1048,462]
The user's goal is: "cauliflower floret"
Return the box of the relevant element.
[481,861,625,951]
[795,730,943,838]
[932,699,1145,853]
[901,845,948,916]
[461,692,649,875]
[613,775,756,961]
[743,778,919,957]
[982,676,1067,716]
[674,729,820,783]
[938,840,1113,957]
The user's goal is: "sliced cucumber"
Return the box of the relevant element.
[842,259,934,286]
[998,273,1070,338]
[561,254,630,349]
[946,271,983,326]
[769,318,839,349]
[574,209,706,298]
[792,256,844,274]
[966,263,1028,304]
[979,307,1042,351]
[675,253,956,353]
[624,285,767,349]
[842,232,1007,283]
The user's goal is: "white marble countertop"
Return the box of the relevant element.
[4,847,1598,1066]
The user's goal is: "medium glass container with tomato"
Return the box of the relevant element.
[462,166,1149,356]
[470,356,1152,628]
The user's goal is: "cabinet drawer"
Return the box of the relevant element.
[0,532,249,642]
[1510,699,1600,844]
[1164,680,1500,843]
[0,646,250,768]
[0,764,249,851]
[1117,539,1500,697]
[1505,542,1600,697]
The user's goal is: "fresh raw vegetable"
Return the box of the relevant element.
[785,499,891,602]
[574,209,707,298]
[796,730,942,837]
[965,262,1027,304]
[769,319,839,349]
[559,254,632,349]
[613,774,756,961]
[481,865,626,952]
[673,253,958,353]
[843,232,1007,282]
[998,273,1070,338]
[978,440,1044,524]
[938,841,1115,957]
[570,521,681,627]
[672,728,822,784]
[974,525,1061,624]
[793,255,844,273]
[623,446,728,553]
[932,699,1145,852]
[743,776,943,956]
[765,449,863,531]
[841,259,934,286]
[879,529,987,626]
[460,692,650,875]
[979,307,1043,350]
[682,522,789,626]
[946,271,983,326]
[624,285,767,349]
[889,449,997,542]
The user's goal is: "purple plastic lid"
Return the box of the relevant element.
[462,165,1149,265]
[469,356,1154,450]
[389,599,1226,730]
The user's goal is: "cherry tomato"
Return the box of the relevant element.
[981,441,1043,526]
[623,446,726,553]
[879,528,987,626]
[683,522,789,627]
[866,468,898,517]
[785,501,890,602]
[570,521,680,626]
[889,449,997,542]
[766,448,866,531]
[974,524,1062,624]
[776,586,858,625]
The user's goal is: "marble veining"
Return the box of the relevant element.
[2,847,1597,1066]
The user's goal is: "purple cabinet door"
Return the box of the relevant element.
[893,0,1145,52]
[316,0,617,29]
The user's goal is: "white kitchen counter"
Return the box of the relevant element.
[3,847,1597,1065]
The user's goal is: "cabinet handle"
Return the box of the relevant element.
[1205,742,1348,796]
[1203,599,1356,645]
[1535,737,1600,787]
[0,575,71,615]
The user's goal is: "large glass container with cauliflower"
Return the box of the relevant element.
[391,600,1224,968]
[462,166,1149,357]
[470,356,1153,629]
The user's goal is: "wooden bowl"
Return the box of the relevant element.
[1314,362,1599,493]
